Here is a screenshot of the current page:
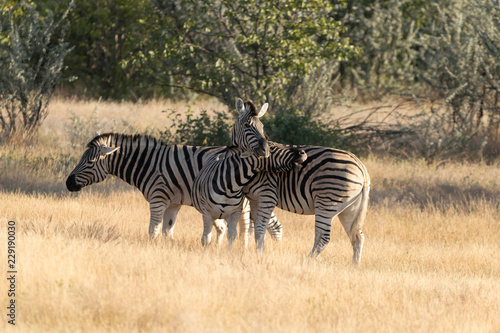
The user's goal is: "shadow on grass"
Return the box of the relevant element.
[2,150,498,212]
[370,180,500,211]
[22,219,123,244]
[0,160,136,197]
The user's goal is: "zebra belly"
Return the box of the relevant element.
[275,198,316,215]
[203,202,244,220]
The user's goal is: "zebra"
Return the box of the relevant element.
[243,146,370,264]
[65,99,285,243]
[231,98,269,150]
[232,104,371,264]
[191,141,307,248]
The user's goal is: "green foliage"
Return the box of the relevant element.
[161,106,355,151]
[161,109,233,146]
[3,0,496,161]
[61,0,160,99]
[147,0,356,109]
[414,0,500,160]
[339,0,421,98]
[262,109,355,151]
[337,0,499,161]
[0,0,74,141]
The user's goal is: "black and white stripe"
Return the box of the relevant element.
[230,102,371,263]
[243,145,370,263]
[231,98,269,155]
[65,99,285,243]
[191,142,307,248]
[66,133,284,241]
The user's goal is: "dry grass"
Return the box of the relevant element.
[0,99,499,332]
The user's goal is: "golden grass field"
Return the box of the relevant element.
[1,99,499,332]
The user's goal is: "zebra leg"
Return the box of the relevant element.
[250,202,278,252]
[248,218,255,237]
[148,202,166,238]
[338,188,369,265]
[213,219,227,248]
[226,211,243,250]
[249,211,283,242]
[249,201,265,251]
[161,204,181,239]
[201,214,213,247]
[238,199,251,248]
[310,211,335,257]
[266,212,283,241]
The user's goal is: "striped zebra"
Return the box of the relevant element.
[233,106,370,264]
[231,98,269,151]
[191,142,307,248]
[65,99,285,243]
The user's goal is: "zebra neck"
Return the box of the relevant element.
[106,134,160,187]
[254,156,291,173]
[224,154,260,188]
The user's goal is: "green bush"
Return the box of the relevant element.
[147,0,356,109]
[61,0,161,99]
[0,1,74,141]
[414,0,500,161]
[262,109,356,151]
[161,106,355,151]
[161,109,233,146]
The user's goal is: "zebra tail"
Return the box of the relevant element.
[350,177,370,241]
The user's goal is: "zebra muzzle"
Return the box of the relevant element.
[292,150,307,171]
[66,174,83,192]
[255,139,270,158]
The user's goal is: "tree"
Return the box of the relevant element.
[62,0,159,99]
[146,0,356,111]
[0,1,74,141]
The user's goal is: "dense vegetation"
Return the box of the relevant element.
[0,0,498,162]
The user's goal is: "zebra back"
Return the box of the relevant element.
[191,144,307,221]
[244,145,369,214]
[67,133,227,204]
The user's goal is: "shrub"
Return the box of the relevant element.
[262,109,356,151]
[0,1,74,141]
[161,106,355,151]
[414,0,500,161]
[161,109,233,146]
[147,0,356,109]
[388,98,489,163]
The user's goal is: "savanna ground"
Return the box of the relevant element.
[1,99,499,332]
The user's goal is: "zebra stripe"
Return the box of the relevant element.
[232,98,269,156]
[65,101,292,247]
[191,142,307,248]
[229,101,370,263]
[66,133,286,241]
[243,145,370,264]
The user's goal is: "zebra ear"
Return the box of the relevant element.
[94,132,100,138]
[100,146,119,156]
[235,98,244,114]
[256,103,268,118]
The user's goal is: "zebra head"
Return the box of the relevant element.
[266,142,307,172]
[66,134,119,192]
[232,98,270,158]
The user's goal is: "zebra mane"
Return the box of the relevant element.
[244,100,257,115]
[87,132,160,148]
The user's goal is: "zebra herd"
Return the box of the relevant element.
[66,98,370,264]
